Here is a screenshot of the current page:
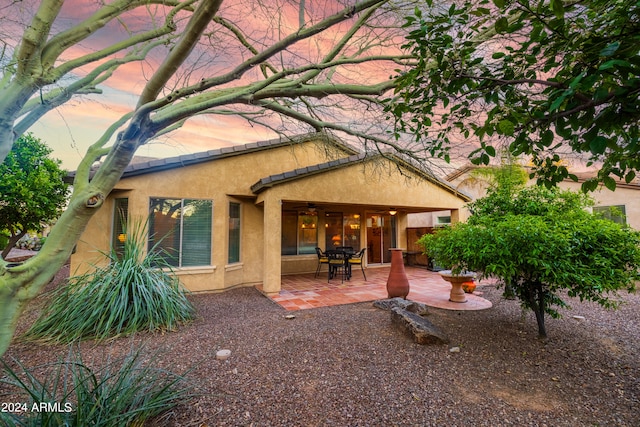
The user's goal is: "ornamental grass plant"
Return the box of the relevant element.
[0,346,191,427]
[22,220,195,344]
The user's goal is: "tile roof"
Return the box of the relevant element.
[251,153,368,193]
[67,132,357,181]
[250,151,472,201]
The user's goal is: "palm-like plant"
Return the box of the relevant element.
[22,219,195,344]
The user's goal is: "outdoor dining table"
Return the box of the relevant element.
[326,247,355,281]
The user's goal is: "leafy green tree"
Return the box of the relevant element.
[0,134,68,259]
[388,0,640,190]
[419,184,640,337]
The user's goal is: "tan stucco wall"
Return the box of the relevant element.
[71,140,469,293]
[559,181,640,229]
[256,160,468,211]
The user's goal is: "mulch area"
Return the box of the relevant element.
[1,266,639,426]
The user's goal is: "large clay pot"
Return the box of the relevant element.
[386,248,410,298]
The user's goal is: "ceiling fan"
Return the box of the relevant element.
[288,202,318,213]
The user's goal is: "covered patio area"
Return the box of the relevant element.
[257,266,493,311]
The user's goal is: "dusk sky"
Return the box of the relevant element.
[5,0,405,170]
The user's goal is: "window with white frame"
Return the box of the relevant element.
[228,202,241,263]
[148,198,212,267]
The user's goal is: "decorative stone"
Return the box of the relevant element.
[216,349,231,360]
[373,298,429,316]
[374,298,448,345]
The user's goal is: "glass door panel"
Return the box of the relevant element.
[325,212,343,249]
[366,213,393,264]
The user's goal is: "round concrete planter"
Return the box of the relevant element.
[438,270,476,303]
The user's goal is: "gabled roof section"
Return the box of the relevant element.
[444,164,477,182]
[571,171,640,189]
[251,151,472,201]
[67,132,357,181]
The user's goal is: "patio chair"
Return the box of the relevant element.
[326,249,349,282]
[315,247,329,278]
[348,248,366,280]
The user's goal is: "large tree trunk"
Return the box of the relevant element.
[0,186,106,356]
[0,0,226,359]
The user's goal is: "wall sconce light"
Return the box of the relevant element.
[389,208,397,216]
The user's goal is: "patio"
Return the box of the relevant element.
[257,265,493,311]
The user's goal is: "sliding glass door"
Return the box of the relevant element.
[366,213,395,264]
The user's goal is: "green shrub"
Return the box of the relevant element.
[22,220,195,344]
[0,346,192,427]
[420,185,640,337]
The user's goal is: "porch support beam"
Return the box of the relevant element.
[396,212,408,249]
[262,194,282,294]
[451,208,462,224]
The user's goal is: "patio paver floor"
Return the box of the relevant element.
[257,265,492,311]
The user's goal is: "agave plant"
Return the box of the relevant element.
[22,219,195,344]
[0,346,192,427]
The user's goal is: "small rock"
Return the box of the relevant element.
[572,315,586,321]
[284,314,296,320]
[449,347,460,353]
[216,349,231,360]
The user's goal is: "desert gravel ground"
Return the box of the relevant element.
[2,266,639,426]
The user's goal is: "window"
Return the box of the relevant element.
[228,202,241,263]
[594,205,627,225]
[326,213,361,250]
[281,211,318,255]
[149,198,212,267]
[111,198,128,259]
[325,212,343,249]
[343,213,361,249]
[436,215,451,227]
[298,212,318,254]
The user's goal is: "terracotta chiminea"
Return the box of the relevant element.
[386,248,410,298]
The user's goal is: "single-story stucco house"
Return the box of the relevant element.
[69,133,471,294]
